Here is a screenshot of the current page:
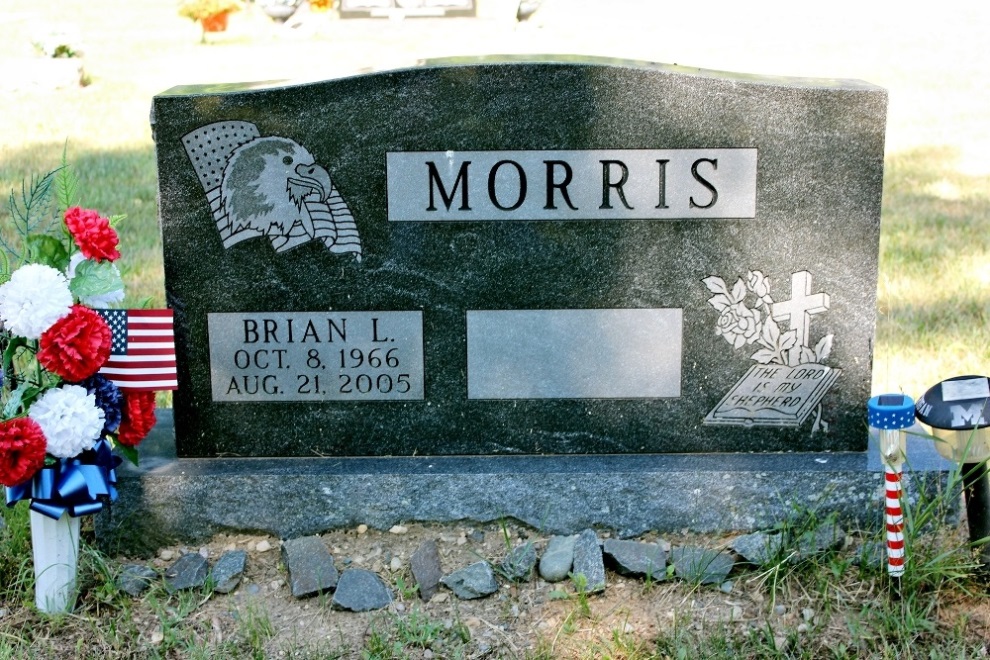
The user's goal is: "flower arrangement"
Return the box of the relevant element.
[0,161,169,517]
[177,0,245,21]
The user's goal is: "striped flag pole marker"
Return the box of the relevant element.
[868,394,916,582]
[885,464,905,577]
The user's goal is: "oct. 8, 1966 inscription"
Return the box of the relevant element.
[208,311,424,402]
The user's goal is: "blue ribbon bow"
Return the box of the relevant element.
[5,438,121,519]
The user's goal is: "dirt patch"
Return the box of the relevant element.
[2,516,988,657]
[106,521,851,657]
[115,521,750,656]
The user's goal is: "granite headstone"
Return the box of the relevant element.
[153,56,885,459]
[339,0,476,19]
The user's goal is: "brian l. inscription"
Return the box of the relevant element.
[209,312,424,402]
[387,149,757,221]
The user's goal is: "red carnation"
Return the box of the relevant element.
[38,305,112,381]
[64,206,120,262]
[117,391,156,447]
[0,417,48,487]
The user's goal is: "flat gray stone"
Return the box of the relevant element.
[602,539,666,579]
[410,539,443,601]
[282,536,338,598]
[670,547,735,585]
[795,521,845,558]
[210,550,247,594]
[117,564,157,597]
[164,553,208,592]
[499,541,536,582]
[571,529,605,593]
[730,531,784,566]
[539,535,576,583]
[441,561,498,600]
[331,569,394,612]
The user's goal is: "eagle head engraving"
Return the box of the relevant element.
[221,137,330,240]
[182,121,362,258]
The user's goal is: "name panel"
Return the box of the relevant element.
[387,149,757,221]
[466,309,682,399]
[209,311,424,402]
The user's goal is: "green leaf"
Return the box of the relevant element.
[69,259,123,300]
[55,150,78,212]
[2,336,28,386]
[107,214,126,227]
[2,381,32,418]
[116,443,139,467]
[18,385,45,413]
[26,234,70,271]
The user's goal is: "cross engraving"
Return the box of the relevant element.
[771,271,829,347]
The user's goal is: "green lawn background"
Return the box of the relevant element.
[0,0,987,401]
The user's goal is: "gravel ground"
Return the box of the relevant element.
[121,520,802,657]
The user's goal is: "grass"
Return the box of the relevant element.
[875,146,990,396]
[363,606,471,659]
[522,470,986,659]
[0,504,284,658]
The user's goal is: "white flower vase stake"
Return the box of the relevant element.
[29,510,81,613]
[0,164,175,614]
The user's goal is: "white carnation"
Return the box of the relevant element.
[29,385,105,459]
[0,263,73,338]
[66,253,125,307]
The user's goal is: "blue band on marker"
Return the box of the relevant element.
[868,394,916,430]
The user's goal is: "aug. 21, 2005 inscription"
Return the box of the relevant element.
[208,311,424,402]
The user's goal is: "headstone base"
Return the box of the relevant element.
[96,411,957,556]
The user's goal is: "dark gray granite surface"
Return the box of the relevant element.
[154,56,886,458]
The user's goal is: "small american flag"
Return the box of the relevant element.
[96,309,178,391]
